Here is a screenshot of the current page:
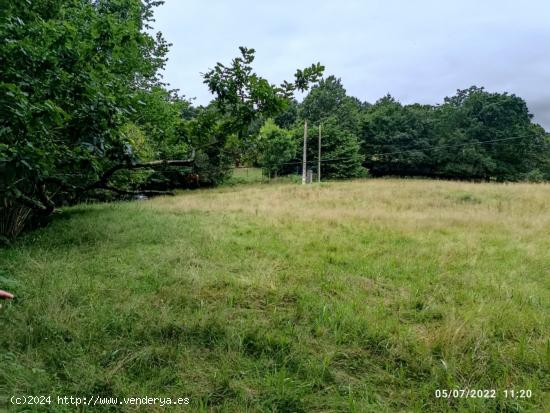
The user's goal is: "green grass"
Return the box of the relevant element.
[226,167,266,185]
[1,179,549,412]
[225,168,301,186]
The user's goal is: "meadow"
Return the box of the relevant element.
[1,178,549,412]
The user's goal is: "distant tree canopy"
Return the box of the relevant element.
[361,86,549,181]
[281,76,367,179]
[361,96,435,177]
[301,76,363,136]
[278,78,549,182]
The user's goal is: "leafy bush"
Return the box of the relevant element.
[0,0,174,238]
[257,119,297,177]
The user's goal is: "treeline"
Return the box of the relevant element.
[253,77,550,182]
[1,1,549,240]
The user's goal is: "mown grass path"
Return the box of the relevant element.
[1,179,549,412]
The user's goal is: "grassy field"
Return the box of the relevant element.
[228,167,266,184]
[1,179,549,412]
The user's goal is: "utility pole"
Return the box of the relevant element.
[318,123,322,183]
[301,120,308,184]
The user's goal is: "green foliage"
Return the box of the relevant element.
[433,87,546,181]
[202,47,324,162]
[535,133,550,180]
[361,87,549,181]
[523,168,545,183]
[301,76,362,135]
[362,96,434,176]
[121,123,155,161]
[203,47,287,138]
[125,87,197,191]
[130,87,191,160]
[188,106,235,186]
[257,119,297,176]
[305,117,367,179]
[289,76,366,179]
[274,99,299,129]
[0,0,173,233]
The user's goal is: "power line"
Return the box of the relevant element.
[278,135,529,166]
[49,135,531,176]
[368,135,526,157]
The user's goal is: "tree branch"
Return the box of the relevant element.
[14,192,48,212]
[12,152,195,215]
[11,184,56,215]
[86,149,195,192]
[36,183,55,215]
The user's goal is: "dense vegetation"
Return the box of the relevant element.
[2,1,550,242]
[0,0,322,240]
[2,1,549,241]
[0,0,181,238]
[1,180,548,412]
[362,87,549,180]
[266,78,550,182]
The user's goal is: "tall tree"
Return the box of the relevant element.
[202,47,324,154]
[305,116,366,179]
[198,47,323,179]
[0,0,186,239]
[433,86,545,180]
[361,96,434,176]
[296,76,365,178]
[257,119,297,177]
[301,75,362,135]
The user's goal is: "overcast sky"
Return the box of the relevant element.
[152,0,550,130]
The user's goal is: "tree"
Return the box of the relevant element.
[202,47,324,163]
[290,76,365,179]
[257,119,297,176]
[274,99,299,129]
[300,75,362,135]
[302,116,366,179]
[361,96,434,176]
[186,105,235,186]
[433,86,546,180]
[528,130,550,181]
[124,87,197,191]
[0,0,189,239]
[359,88,548,181]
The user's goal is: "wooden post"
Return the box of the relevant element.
[302,120,308,185]
[318,123,321,183]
